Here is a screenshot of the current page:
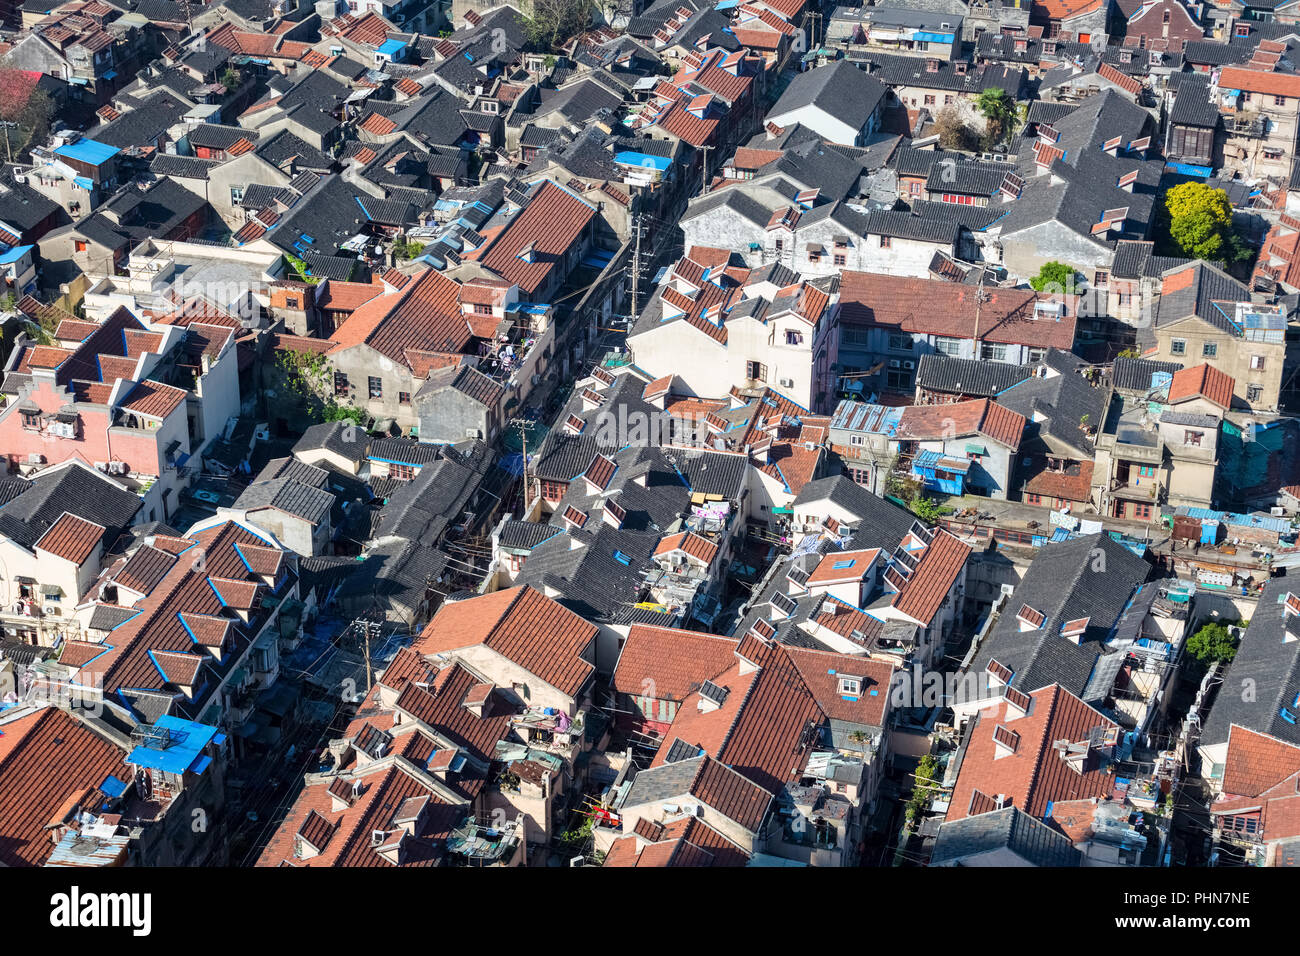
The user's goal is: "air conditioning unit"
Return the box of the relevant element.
[465,428,480,438]
[903,360,915,370]
[26,453,43,465]
[779,377,794,388]
[43,605,60,616]
[1271,506,1286,517]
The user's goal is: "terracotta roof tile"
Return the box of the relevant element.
[1168,362,1234,409]
[892,531,971,625]
[1222,726,1300,798]
[947,685,1118,822]
[34,512,106,565]
[0,709,125,866]
[413,587,596,698]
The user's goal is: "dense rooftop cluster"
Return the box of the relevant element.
[0,0,1299,876]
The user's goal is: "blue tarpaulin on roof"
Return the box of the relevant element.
[54,138,119,166]
[615,151,671,171]
[915,31,954,42]
[1165,161,1212,177]
[378,37,406,57]
[0,244,32,264]
[126,715,219,776]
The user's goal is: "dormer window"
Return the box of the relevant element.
[838,675,862,697]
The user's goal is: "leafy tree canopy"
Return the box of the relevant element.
[1029,260,1077,293]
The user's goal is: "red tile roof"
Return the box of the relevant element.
[1168,362,1234,410]
[839,272,1078,350]
[654,639,893,792]
[479,181,597,295]
[257,757,458,867]
[896,398,1026,451]
[1096,61,1142,97]
[1032,0,1106,18]
[0,708,126,866]
[119,379,187,419]
[654,531,720,564]
[328,269,468,367]
[1219,65,1300,99]
[604,814,750,866]
[947,684,1118,822]
[34,512,105,565]
[1222,725,1300,798]
[413,587,596,698]
[612,625,738,702]
[806,548,880,586]
[891,531,971,625]
[1024,459,1094,503]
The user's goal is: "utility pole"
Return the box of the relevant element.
[971,277,989,360]
[630,211,642,322]
[509,417,533,515]
[350,612,381,694]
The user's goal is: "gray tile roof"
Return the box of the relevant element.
[1111,356,1183,393]
[1169,76,1221,128]
[1153,262,1251,335]
[1000,90,1161,246]
[996,350,1107,456]
[915,353,1032,397]
[768,59,888,134]
[235,477,334,525]
[969,534,1152,698]
[0,465,141,547]
[374,455,483,547]
[1202,572,1300,747]
[864,209,960,244]
[293,421,368,461]
[931,805,1081,866]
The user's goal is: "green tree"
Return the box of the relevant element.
[1164,182,1248,261]
[221,67,241,93]
[391,238,425,259]
[975,88,1016,149]
[1029,260,1078,294]
[910,496,949,523]
[1186,621,1239,666]
[906,754,941,829]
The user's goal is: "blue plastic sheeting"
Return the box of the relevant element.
[0,244,32,264]
[615,151,671,171]
[100,774,127,798]
[126,715,219,775]
[915,31,954,42]
[73,176,94,190]
[1165,161,1212,177]
[54,138,119,166]
[378,37,406,57]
